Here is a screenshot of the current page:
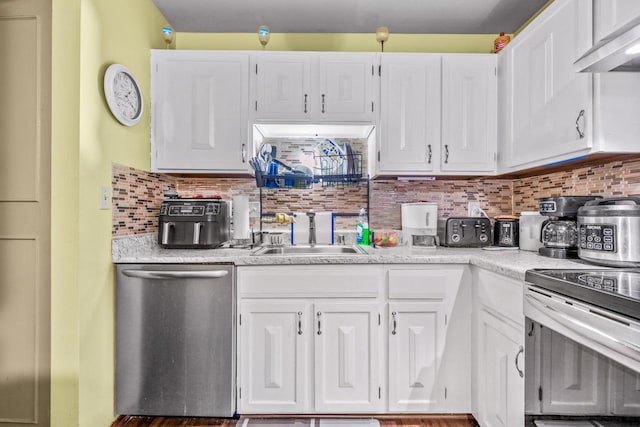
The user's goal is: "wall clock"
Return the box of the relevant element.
[103,64,143,126]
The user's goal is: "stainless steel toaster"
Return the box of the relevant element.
[438,217,492,247]
[158,198,230,249]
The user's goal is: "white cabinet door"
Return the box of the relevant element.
[478,310,524,427]
[612,363,640,416]
[441,55,496,173]
[540,327,608,415]
[506,0,593,169]
[254,53,312,121]
[239,301,310,413]
[314,302,381,413]
[318,53,376,122]
[594,0,640,43]
[378,54,441,173]
[151,51,249,173]
[388,302,446,412]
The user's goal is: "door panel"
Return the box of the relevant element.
[319,54,374,122]
[0,0,50,425]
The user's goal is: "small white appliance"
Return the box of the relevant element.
[401,202,439,247]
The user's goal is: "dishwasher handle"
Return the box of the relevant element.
[122,270,229,280]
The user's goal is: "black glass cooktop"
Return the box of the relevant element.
[525,269,640,321]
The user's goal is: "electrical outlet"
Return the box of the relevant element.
[248,202,260,218]
[99,186,111,210]
[468,202,481,217]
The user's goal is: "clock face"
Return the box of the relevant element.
[104,64,143,126]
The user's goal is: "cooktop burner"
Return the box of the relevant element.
[525,269,640,321]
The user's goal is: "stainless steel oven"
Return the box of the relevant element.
[523,269,640,426]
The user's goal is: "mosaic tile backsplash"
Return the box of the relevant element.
[112,156,640,237]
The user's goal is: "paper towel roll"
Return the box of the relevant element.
[232,195,250,239]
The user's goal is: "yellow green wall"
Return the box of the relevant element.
[51,0,168,426]
[177,32,498,53]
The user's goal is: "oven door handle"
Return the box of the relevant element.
[525,293,640,355]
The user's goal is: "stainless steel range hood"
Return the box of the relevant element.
[575,15,640,72]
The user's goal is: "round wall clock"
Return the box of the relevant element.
[103,64,143,126]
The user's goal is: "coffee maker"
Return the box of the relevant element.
[401,202,439,248]
[538,196,601,258]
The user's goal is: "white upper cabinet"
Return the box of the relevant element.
[252,52,376,123]
[377,53,496,176]
[501,0,593,171]
[378,54,441,174]
[441,55,497,173]
[593,0,640,43]
[151,50,250,173]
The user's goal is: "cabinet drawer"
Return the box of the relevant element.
[238,265,383,298]
[475,268,523,327]
[387,266,467,299]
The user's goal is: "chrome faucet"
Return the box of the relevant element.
[307,210,316,245]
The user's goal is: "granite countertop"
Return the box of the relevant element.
[113,234,591,281]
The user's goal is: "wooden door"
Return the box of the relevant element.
[238,302,310,413]
[314,302,381,413]
[318,53,375,122]
[509,0,592,167]
[478,311,524,427]
[378,54,441,173]
[254,53,311,121]
[388,302,446,412]
[0,0,51,426]
[540,327,608,415]
[441,55,496,173]
[152,51,249,172]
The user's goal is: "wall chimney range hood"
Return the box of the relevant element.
[575,15,640,72]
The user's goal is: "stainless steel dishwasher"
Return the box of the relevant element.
[115,264,235,417]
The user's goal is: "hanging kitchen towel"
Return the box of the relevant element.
[291,212,334,245]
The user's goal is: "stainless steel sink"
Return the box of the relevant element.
[251,245,367,256]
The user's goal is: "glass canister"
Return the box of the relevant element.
[519,211,546,251]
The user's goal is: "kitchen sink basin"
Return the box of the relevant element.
[251,245,367,256]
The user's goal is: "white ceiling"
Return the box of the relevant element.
[152,0,550,34]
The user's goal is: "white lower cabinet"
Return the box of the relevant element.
[240,301,310,413]
[388,302,446,411]
[314,302,380,412]
[477,310,525,427]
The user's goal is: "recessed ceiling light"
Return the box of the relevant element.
[625,43,640,55]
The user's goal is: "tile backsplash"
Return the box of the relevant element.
[112,155,640,237]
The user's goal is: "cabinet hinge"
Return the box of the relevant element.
[156,63,159,73]
[445,314,447,325]
[255,64,258,74]
[494,152,497,161]
[445,387,448,400]
[378,65,381,77]
[377,150,381,162]
[371,65,374,76]
[255,100,258,111]
[239,387,242,399]
[371,101,374,112]
[378,387,381,399]
[239,314,242,326]
[378,313,381,326]
[538,386,543,402]
[494,67,497,76]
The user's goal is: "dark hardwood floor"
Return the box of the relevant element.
[111,415,479,427]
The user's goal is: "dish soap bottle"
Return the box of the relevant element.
[356,208,370,245]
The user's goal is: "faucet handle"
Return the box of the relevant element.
[307,209,316,218]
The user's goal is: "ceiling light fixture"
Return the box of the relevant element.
[258,25,270,48]
[625,43,640,55]
[376,26,389,52]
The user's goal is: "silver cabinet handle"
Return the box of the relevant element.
[515,346,524,378]
[427,144,432,164]
[321,94,325,113]
[317,311,322,335]
[576,109,585,139]
[391,311,397,335]
[241,143,247,163]
[304,94,308,113]
[298,311,303,335]
[161,222,174,245]
[444,144,449,164]
[122,270,229,279]
[192,222,202,245]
